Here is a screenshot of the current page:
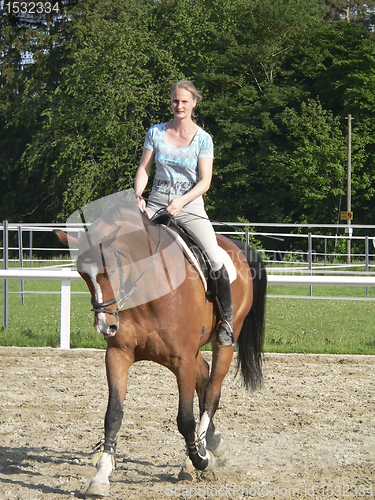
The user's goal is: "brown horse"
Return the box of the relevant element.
[55,192,266,498]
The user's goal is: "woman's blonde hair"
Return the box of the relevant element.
[170,79,202,104]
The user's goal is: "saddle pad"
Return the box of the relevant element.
[165,228,237,292]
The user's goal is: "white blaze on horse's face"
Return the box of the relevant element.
[80,260,119,337]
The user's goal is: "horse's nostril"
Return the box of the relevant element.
[109,324,118,333]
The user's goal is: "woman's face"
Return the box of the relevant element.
[171,87,197,120]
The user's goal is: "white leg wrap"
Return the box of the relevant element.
[94,452,113,480]
[196,411,210,448]
[85,453,113,498]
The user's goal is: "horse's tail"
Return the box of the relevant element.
[233,241,267,391]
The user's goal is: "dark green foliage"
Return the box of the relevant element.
[1,0,375,226]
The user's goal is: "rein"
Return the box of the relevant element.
[90,213,173,316]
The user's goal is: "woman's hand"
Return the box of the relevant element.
[166,197,185,217]
[137,197,147,212]
[165,158,213,217]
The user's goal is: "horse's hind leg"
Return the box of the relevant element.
[195,352,226,458]
[85,347,132,499]
[175,357,215,473]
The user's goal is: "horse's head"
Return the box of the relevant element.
[55,225,131,338]
[55,205,188,338]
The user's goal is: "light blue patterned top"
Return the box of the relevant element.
[143,122,214,195]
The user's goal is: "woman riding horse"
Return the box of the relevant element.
[54,80,267,498]
[134,79,234,347]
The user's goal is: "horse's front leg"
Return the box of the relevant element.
[176,359,215,473]
[85,346,132,499]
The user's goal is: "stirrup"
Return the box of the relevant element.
[217,320,235,347]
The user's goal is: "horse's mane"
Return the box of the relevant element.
[99,206,149,232]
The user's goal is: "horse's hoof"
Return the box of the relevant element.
[179,449,216,480]
[178,456,195,481]
[204,449,216,471]
[85,480,110,498]
[207,433,226,458]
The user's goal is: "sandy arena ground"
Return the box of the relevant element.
[0,347,374,499]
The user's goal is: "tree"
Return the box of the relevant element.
[178,0,327,222]
[275,99,346,223]
[302,22,375,224]
[0,0,87,221]
[1,0,374,228]
[318,0,375,29]
[11,0,180,221]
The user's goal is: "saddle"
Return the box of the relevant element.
[150,212,236,297]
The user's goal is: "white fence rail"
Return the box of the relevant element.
[2,221,375,267]
[2,220,375,348]
[0,269,81,350]
[267,275,375,286]
[1,269,375,349]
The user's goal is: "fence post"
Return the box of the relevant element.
[3,221,8,329]
[29,229,33,267]
[324,237,328,267]
[308,232,313,296]
[365,236,369,296]
[60,269,71,349]
[18,225,24,305]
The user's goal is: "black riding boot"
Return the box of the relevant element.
[213,265,234,347]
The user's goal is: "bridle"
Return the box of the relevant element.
[85,215,173,317]
[89,245,130,317]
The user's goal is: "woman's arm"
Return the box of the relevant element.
[134,148,154,212]
[166,157,213,216]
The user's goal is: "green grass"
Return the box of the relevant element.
[0,278,106,349]
[0,277,374,354]
[266,284,375,354]
[265,297,375,354]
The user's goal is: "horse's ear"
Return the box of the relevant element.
[54,229,80,249]
[100,225,121,252]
